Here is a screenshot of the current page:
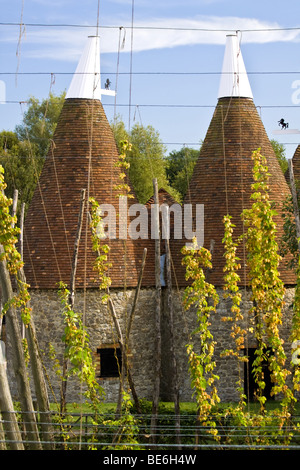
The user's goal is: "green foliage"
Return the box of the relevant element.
[242,149,292,411]
[181,238,220,438]
[280,194,299,269]
[290,256,300,401]
[102,392,142,450]
[0,130,44,213]
[15,92,65,157]
[179,150,300,447]
[89,197,112,303]
[111,116,180,204]
[58,283,104,411]
[113,139,134,200]
[0,91,65,215]
[165,146,199,200]
[271,139,288,174]
[221,215,247,405]
[0,165,31,325]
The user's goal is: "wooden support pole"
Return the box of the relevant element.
[163,206,181,447]
[61,189,86,414]
[19,203,25,271]
[150,178,162,445]
[109,249,147,416]
[11,189,18,223]
[17,268,56,450]
[0,244,42,450]
[0,360,24,450]
[69,189,86,309]
[19,202,26,340]
[12,190,55,449]
[126,248,147,343]
[108,298,140,417]
[0,418,7,450]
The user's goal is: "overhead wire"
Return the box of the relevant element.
[1,21,300,33]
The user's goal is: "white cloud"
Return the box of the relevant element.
[5,15,300,61]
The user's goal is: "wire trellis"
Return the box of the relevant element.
[1,410,300,450]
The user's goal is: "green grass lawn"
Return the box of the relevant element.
[49,399,300,416]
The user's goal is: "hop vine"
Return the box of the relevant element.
[113,140,134,200]
[89,197,112,304]
[221,214,247,405]
[242,149,293,415]
[181,238,220,437]
[58,283,104,410]
[0,164,31,326]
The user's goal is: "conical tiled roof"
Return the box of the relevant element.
[286,144,300,186]
[171,36,295,287]
[23,37,143,289]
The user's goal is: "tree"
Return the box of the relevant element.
[15,92,65,157]
[0,92,65,213]
[271,139,288,174]
[165,146,200,200]
[0,131,43,211]
[111,117,180,204]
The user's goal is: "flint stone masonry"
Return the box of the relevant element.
[5,285,298,404]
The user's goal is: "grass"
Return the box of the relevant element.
[49,398,300,416]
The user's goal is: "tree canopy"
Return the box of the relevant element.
[165,146,200,200]
[111,117,181,204]
[15,92,66,157]
[0,92,66,212]
[270,139,288,174]
[0,130,43,210]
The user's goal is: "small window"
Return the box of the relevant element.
[97,346,122,378]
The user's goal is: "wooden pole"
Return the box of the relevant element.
[69,189,86,309]
[19,203,25,270]
[61,189,86,414]
[150,178,162,445]
[11,189,18,223]
[0,244,42,450]
[111,247,147,416]
[12,191,55,449]
[0,416,7,450]
[126,248,147,342]
[17,268,56,450]
[19,203,25,340]
[108,298,141,417]
[0,360,24,450]
[163,206,181,447]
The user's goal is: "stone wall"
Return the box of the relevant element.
[5,285,299,405]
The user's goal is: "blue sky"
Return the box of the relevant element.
[1,0,300,158]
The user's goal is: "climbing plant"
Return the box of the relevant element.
[242,149,294,419]
[58,283,104,411]
[181,238,220,438]
[89,197,112,304]
[113,139,134,200]
[290,257,300,404]
[221,214,247,406]
[0,165,31,325]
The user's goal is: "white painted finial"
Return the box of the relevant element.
[218,34,253,99]
[66,36,116,101]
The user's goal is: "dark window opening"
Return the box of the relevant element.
[244,348,273,401]
[97,347,122,378]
